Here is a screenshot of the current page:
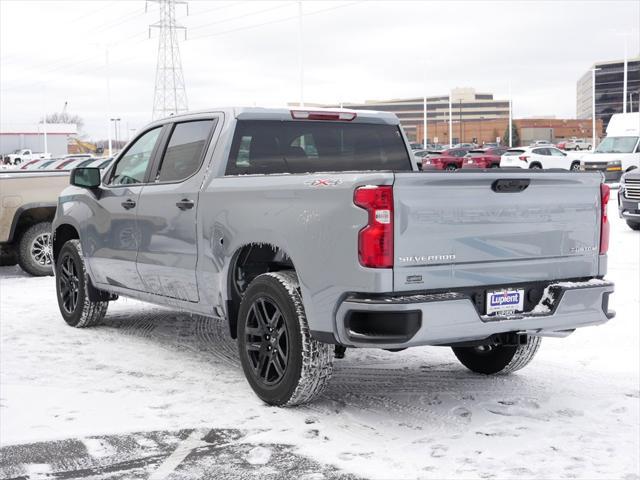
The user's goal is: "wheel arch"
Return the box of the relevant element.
[225,242,297,339]
[8,203,56,244]
[53,223,80,264]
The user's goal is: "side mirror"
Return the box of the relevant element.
[70,167,101,188]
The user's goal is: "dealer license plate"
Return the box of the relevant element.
[486,289,525,316]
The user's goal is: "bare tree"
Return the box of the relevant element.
[41,112,84,133]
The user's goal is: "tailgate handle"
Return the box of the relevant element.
[491,179,530,193]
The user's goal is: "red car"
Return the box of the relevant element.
[421,148,471,170]
[461,147,508,169]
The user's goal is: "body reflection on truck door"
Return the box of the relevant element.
[136,118,218,302]
[86,127,163,290]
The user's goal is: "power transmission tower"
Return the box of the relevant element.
[148,0,188,120]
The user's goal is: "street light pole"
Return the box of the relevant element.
[448,92,452,148]
[623,37,628,113]
[106,48,112,157]
[508,81,513,148]
[110,118,121,151]
[591,67,601,148]
[298,1,304,107]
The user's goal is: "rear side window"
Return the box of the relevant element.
[155,120,216,183]
[226,120,411,175]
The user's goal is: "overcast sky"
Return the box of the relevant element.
[1,0,639,140]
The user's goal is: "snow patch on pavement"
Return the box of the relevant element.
[1,214,638,479]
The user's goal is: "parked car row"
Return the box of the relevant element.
[17,155,114,171]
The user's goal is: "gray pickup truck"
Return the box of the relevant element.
[52,107,615,406]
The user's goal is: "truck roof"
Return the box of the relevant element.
[606,112,640,137]
[147,106,401,127]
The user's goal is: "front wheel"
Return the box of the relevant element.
[570,162,581,171]
[452,336,542,374]
[237,271,333,406]
[55,239,108,327]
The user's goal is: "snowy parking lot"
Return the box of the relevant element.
[1,212,638,480]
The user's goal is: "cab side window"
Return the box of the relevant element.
[109,127,162,186]
[155,120,216,183]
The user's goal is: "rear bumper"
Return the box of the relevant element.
[333,279,614,348]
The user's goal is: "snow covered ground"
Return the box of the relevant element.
[1,213,638,480]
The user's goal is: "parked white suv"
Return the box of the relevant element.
[500,146,578,170]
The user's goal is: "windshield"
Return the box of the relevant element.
[595,136,639,154]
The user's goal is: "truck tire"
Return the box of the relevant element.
[55,239,108,328]
[570,161,581,171]
[529,163,542,169]
[17,222,53,276]
[452,335,542,375]
[237,271,333,406]
[626,221,640,231]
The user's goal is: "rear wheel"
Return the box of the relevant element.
[445,164,457,171]
[55,239,108,327]
[490,163,499,168]
[570,161,581,171]
[529,163,542,170]
[237,271,333,406]
[452,336,542,374]
[626,221,640,231]
[17,222,53,276]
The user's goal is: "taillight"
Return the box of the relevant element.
[600,183,610,254]
[354,185,394,268]
[519,155,529,162]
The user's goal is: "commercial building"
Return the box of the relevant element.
[576,56,640,130]
[328,88,510,142]
[0,123,77,156]
[415,117,603,147]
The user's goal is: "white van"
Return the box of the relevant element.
[580,113,640,179]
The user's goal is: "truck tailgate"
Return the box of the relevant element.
[392,171,602,291]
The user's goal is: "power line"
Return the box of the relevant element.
[189,1,361,41]
[188,2,290,32]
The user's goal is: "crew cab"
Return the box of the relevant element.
[421,147,471,170]
[3,149,52,166]
[52,107,615,406]
[461,147,508,169]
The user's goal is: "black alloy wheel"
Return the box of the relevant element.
[58,253,80,314]
[244,296,289,386]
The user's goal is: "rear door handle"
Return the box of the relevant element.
[176,198,195,210]
[121,199,136,210]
